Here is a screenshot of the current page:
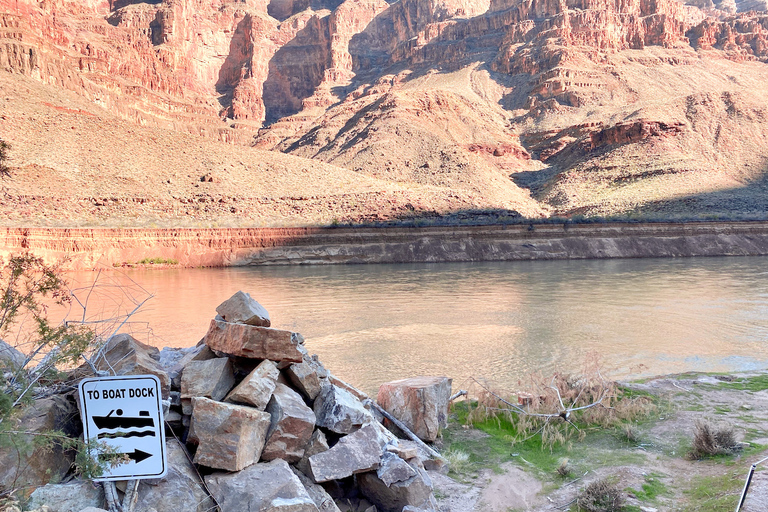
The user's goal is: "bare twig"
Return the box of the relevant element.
[449,390,467,401]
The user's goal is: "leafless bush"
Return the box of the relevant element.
[688,421,742,459]
[577,478,625,512]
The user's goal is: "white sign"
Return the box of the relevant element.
[79,375,167,481]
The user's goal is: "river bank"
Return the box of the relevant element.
[434,370,768,512]
[3,221,768,270]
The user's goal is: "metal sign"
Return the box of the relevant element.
[78,375,167,481]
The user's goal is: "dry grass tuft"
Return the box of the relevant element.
[688,421,742,459]
[577,478,625,512]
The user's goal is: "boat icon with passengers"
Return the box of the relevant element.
[93,409,154,430]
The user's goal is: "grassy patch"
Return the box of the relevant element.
[626,472,670,503]
[719,374,768,392]
[136,257,179,265]
[682,472,743,512]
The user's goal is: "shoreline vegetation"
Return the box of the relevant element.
[434,368,768,511]
[3,219,768,270]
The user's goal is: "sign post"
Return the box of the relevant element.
[79,375,167,481]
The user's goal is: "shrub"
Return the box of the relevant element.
[688,421,741,459]
[577,478,625,512]
[0,139,9,178]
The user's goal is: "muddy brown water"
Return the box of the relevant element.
[55,256,768,395]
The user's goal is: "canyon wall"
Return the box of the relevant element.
[4,223,768,269]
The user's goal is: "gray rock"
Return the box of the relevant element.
[216,291,271,327]
[180,357,235,414]
[157,344,211,390]
[205,459,319,512]
[203,319,303,362]
[308,424,383,483]
[286,354,329,401]
[314,384,374,434]
[291,466,342,512]
[26,480,104,512]
[377,452,417,487]
[295,429,330,477]
[357,460,435,512]
[191,397,271,471]
[262,383,317,463]
[224,359,279,410]
[376,377,452,442]
[88,334,171,398]
[134,440,216,512]
[78,508,110,512]
[0,396,76,498]
[0,339,25,368]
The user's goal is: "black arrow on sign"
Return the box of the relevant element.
[100,449,153,464]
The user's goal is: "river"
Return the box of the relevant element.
[59,256,768,395]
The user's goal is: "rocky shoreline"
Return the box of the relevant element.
[1,292,452,512]
[3,221,768,270]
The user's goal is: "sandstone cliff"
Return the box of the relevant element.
[1,0,768,225]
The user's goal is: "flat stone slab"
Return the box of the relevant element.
[203,319,303,362]
[308,424,383,483]
[191,397,271,472]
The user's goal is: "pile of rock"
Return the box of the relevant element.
[10,291,453,512]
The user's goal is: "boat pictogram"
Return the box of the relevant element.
[92,409,154,430]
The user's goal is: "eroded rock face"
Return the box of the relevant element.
[377,376,451,442]
[190,397,272,471]
[203,319,303,362]
[205,459,319,512]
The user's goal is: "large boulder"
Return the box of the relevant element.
[307,424,384,483]
[205,459,319,512]
[157,344,214,390]
[134,440,216,512]
[0,396,77,499]
[376,377,452,442]
[357,459,436,512]
[180,357,235,414]
[224,359,279,410]
[203,320,303,362]
[216,291,271,327]
[89,334,171,399]
[190,397,271,471]
[262,383,317,463]
[314,384,374,434]
[25,480,104,512]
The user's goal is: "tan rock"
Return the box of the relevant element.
[376,377,452,442]
[262,383,316,463]
[215,291,271,327]
[89,334,171,399]
[286,353,329,401]
[180,357,235,415]
[224,359,279,410]
[203,320,303,362]
[191,397,271,472]
[295,429,330,477]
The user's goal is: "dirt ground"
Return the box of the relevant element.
[429,372,768,512]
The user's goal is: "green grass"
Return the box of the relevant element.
[719,375,768,392]
[136,257,179,265]
[682,472,743,512]
[626,472,671,503]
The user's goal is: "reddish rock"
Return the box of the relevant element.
[261,382,317,463]
[203,319,303,362]
[225,359,279,410]
[377,377,452,443]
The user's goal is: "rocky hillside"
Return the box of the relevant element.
[1,0,768,225]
